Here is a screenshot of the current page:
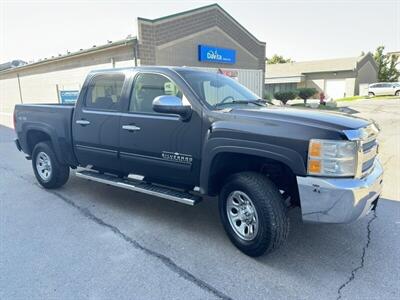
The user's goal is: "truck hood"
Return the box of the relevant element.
[228,106,370,131]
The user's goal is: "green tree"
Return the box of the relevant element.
[297,88,317,104]
[274,90,298,105]
[373,46,400,82]
[267,54,293,64]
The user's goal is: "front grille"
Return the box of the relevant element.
[362,139,376,152]
[362,157,375,173]
[360,126,378,177]
[344,123,379,178]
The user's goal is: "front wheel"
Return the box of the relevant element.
[219,172,289,257]
[395,90,400,97]
[32,141,70,189]
[368,92,375,97]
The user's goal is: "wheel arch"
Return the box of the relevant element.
[200,141,305,201]
[26,129,51,154]
[24,125,65,164]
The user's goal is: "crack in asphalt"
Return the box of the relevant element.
[0,165,232,300]
[336,210,378,300]
[50,191,233,300]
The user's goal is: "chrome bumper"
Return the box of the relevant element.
[297,159,383,223]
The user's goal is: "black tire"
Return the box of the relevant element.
[395,90,400,97]
[32,141,70,189]
[219,172,289,257]
[368,92,375,97]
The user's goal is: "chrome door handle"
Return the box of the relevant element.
[122,125,141,131]
[76,119,90,126]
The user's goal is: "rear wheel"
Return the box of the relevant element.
[219,172,289,257]
[395,90,400,97]
[368,92,375,97]
[32,142,70,189]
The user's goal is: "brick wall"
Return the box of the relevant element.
[138,5,265,71]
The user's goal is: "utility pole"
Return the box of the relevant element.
[133,39,138,67]
[17,74,23,104]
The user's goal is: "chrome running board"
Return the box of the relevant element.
[75,170,201,206]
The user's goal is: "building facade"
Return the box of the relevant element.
[265,53,378,99]
[0,4,266,126]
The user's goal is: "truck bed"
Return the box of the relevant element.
[14,103,77,166]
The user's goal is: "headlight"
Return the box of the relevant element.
[307,139,357,177]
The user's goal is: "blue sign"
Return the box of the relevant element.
[198,45,236,64]
[59,90,79,104]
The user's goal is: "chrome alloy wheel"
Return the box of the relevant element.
[226,191,259,241]
[36,151,52,181]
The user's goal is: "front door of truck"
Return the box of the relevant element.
[119,72,202,187]
[72,72,126,172]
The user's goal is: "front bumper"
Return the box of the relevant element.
[297,159,383,223]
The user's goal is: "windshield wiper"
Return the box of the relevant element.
[214,99,266,108]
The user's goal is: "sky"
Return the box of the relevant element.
[0,0,399,64]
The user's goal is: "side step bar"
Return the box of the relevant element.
[75,170,201,206]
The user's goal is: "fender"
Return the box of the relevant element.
[199,137,307,195]
[22,122,76,166]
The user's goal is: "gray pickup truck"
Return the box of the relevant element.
[14,67,383,256]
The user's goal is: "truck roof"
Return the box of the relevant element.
[89,66,208,74]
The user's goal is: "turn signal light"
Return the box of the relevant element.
[308,160,321,173]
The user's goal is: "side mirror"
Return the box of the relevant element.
[152,95,192,121]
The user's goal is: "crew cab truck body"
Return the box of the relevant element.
[14,67,383,256]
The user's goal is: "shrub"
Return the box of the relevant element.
[263,91,273,101]
[297,88,317,104]
[273,90,298,105]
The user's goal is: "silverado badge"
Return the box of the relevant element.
[162,151,193,164]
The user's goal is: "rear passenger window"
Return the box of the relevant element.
[85,74,125,110]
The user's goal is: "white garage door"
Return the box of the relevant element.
[325,79,346,99]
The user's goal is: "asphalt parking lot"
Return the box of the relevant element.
[1,99,399,300]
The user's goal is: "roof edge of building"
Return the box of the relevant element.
[137,3,265,46]
[356,52,378,72]
[265,53,379,78]
[0,37,137,75]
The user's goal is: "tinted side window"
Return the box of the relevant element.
[129,73,182,113]
[85,74,125,110]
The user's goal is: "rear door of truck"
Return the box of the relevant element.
[72,71,128,172]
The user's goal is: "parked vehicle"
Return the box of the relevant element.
[368,82,400,96]
[14,67,383,257]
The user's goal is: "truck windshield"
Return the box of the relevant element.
[178,70,263,109]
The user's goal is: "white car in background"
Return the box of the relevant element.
[368,82,400,96]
